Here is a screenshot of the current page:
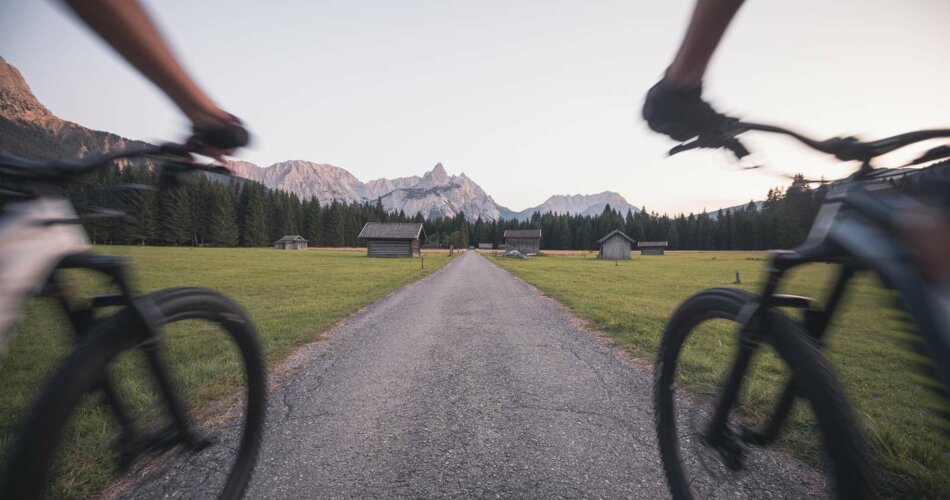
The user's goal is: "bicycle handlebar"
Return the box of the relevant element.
[741,122,950,162]
[669,120,950,165]
[0,143,231,184]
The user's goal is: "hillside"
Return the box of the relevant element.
[0,56,148,161]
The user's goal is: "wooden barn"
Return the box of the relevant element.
[638,241,669,255]
[503,229,541,255]
[358,222,425,258]
[477,243,493,250]
[274,235,308,250]
[598,229,634,260]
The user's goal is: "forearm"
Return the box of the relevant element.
[62,0,218,124]
[665,0,746,89]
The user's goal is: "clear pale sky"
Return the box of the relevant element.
[2,0,948,214]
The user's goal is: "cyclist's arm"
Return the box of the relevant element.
[643,0,745,141]
[62,0,226,129]
[665,0,745,90]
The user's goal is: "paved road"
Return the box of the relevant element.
[125,251,827,499]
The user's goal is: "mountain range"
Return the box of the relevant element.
[0,56,640,222]
[225,158,641,221]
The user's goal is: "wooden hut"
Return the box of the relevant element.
[358,222,425,258]
[477,243,493,250]
[638,241,669,255]
[503,229,541,255]
[598,229,634,260]
[274,235,308,250]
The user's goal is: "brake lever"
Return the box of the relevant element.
[669,135,752,160]
[669,140,702,156]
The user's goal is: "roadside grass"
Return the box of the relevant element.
[492,251,949,498]
[0,247,453,498]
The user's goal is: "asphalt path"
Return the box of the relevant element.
[125,251,828,499]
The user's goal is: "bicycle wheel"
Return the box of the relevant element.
[653,288,872,499]
[1,287,266,499]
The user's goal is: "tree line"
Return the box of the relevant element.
[68,164,825,251]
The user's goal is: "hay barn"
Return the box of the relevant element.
[274,235,308,250]
[503,229,541,255]
[358,222,425,258]
[598,230,634,260]
[638,241,669,255]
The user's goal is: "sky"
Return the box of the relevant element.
[2,0,948,215]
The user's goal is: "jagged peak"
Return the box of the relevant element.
[0,56,33,97]
[419,162,451,186]
[0,56,57,124]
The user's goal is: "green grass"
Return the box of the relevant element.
[493,251,949,499]
[0,246,453,497]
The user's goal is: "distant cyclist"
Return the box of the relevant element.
[641,0,950,286]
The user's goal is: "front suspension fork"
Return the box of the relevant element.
[705,262,854,450]
[750,265,855,446]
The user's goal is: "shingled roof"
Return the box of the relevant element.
[597,229,635,244]
[358,222,425,240]
[638,241,669,248]
[273,235,307,244]
[503,229,542,239]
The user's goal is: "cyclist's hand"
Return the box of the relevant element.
[642,79,732,142]
[187,111,250,162]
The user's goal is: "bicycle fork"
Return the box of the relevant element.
[134,296,213,453]
[703,254,854,464]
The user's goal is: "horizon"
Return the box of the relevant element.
[233,159,741,216]
[2,0,948,214]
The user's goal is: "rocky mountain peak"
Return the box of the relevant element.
[0,56,57,127]
[418,162,452,188]
[0,57,145,160]
[502,191,640,220]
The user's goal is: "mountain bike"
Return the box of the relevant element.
[0,145,267,499]
[652,122,950,499]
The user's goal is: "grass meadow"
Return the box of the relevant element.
[0,246,453,498]
[493,251,948,499]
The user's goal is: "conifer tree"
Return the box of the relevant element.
[557,217,572,249]
[303,197,324,246]
[156,186,190,245]
[209,185,239,246]
[240,183,269,246]
[119,167,157,245]
[666,225,680,250]
[325,201,345,247]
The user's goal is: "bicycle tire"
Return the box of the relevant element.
[653,287,873,499]
[1,287,266,499]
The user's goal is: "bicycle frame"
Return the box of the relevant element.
[703,175,950,448]
[42,251,210,467]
